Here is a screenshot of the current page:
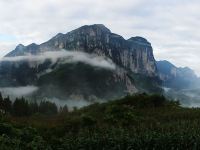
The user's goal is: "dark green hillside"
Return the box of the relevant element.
[37,62,130,100]
[1,94,200,149]
[0,60,52,86]
[129,73,163,93]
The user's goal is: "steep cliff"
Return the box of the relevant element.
[2,24,161,100]
[6,24,157,76]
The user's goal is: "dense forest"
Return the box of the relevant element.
[1,93,200,149]
[0,93,66,116]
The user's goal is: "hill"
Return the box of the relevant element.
[1,94,200,149]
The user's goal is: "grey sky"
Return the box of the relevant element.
[0,0,200,75]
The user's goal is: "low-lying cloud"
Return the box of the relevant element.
[163,87,200,108]
[43,97,92,110]
[0,50,116,70]
[0,85,94,109]
[0,86,38,97]
[0,50,116,108]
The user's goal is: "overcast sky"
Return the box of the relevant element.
[0,0,200,75]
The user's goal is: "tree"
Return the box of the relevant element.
[29,101,39,115]
[81,115,96,127]
[12,97,30,117]
[60,105,68,114]
[38,101,58,115]
[0,92,4,111]
[3,96,12,114]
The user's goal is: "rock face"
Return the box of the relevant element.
[2,24,161,101]
[156,60,200,107]
[6,24,157,76]
[156,60,199,89]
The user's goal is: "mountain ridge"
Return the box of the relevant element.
[0,24,164,101]
[156,60,199,89]
[6,24,157,77]
[4,24,199,102]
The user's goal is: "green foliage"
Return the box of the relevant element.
[60,105,69,114]
[0,93,199,149]
[0,94,12,114]
[0,123,16,136]
[0,92,59,117]
[130,73,163,93]
[37,63,127,100]
[3,96,12,113]
[29,101,39,114]
[105,104,136,126]
[81,115,97,127]
[38,101,57,115]
[0,134,21,150]
[27,136,52,150]
[12,97,30,117]
[0,123,51,150]
[114,93,180,109]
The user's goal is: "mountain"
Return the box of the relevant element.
[156,60,199,89]
[0,24,162,101]
[6,24,157,76]
[156,60,200,106]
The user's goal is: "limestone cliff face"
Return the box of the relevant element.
[3,24,161,99]
[6,24,158,77]
[127,37,157,76]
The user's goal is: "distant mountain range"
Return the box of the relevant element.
[156,60,199,90]
[156,60,200,107]
[0,24,199,105]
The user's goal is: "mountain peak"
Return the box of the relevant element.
[128,36,151,46]
[93,24,111,32]
[74,24,111,34]
[16,44,25,48]
[28,43,38,47]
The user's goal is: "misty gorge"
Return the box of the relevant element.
[0,0,200,149]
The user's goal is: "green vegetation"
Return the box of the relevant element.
[37,63,131,100]
[129,73,163,93]
[0,93,59,117]
[1,93,200,149]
